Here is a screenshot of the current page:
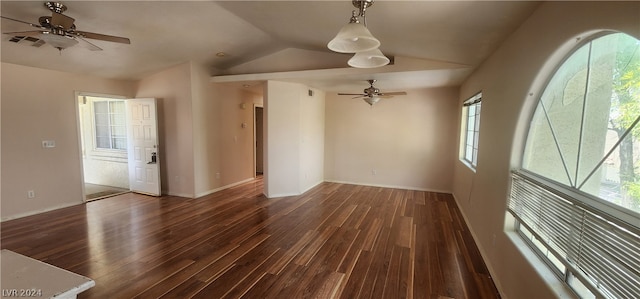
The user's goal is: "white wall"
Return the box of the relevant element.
[1,62,136,220]
[451,2,640,298]
[325,87,458,192]
[264,80,325,197]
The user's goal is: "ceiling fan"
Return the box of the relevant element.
[1,1,130,52]
[338,80,407,106]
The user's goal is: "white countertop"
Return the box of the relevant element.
[1,249,95,298]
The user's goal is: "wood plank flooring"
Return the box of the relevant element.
[1,178,500,298]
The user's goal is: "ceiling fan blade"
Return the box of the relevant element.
[76,36,102,51]
[75,31,130,44]
[378,92,407,96]
[51,12,75,30]
[338,93,365,96]
[1,16,44,29]
[2,30,44,37]
[352,95,367,99]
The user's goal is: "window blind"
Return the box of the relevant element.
[462,92,482,107]
[509,172,640,298]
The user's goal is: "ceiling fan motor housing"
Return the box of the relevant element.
[45,2,67,14]
[365,86,380,96]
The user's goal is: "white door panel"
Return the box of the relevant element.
[126,98,161,196]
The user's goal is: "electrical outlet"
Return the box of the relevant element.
[372,169,377,176]
[27,190,35,199]
[216,172,221,179]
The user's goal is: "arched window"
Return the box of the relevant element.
[510,32,640,298]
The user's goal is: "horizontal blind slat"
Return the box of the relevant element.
[509,172,640,299]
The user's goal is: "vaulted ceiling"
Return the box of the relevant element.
[1,1,540,92]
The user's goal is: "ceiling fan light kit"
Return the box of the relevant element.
[38,31,78,49]
[363,96,381,106]
[328,0,389,68]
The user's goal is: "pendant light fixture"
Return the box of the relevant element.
[348,48,390,68]
[327,11,379,53]
[327,0,389,68]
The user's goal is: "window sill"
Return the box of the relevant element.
[86,148,127,161]
[504,229,576,299]
[459,159,477,173]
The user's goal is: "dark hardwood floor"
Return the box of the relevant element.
[1,178,500,298]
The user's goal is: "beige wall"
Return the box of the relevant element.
[451,2,640,298]
[1,62,136,220]
[193,81,261,197]
[192,64,219,196]
[1,60,262,220]
[299,87,326,193]
[135,62,259,198]
[264,80,325,197]
[135,62,195,197]
[325,87,457,192]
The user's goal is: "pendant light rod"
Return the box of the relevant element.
[352,0,374,18]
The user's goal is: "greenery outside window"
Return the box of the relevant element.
[94,100,127,150]
[511,32,640,298]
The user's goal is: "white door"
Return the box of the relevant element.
[126,98,161,196]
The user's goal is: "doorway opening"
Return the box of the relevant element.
[254,105,264,177]
[77,94,130,201]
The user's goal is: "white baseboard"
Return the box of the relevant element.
[264,192,300,198]
[1,201,83,222]
[194,177,256,198]
[261,179,452,199]
[299,180,324,194]
[324,179,451,194]
[165,191,195,198]
[450,193,505,298]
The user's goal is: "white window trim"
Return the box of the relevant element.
[92,99,127,152]
[80,94,128,161]
[460,92,482,170]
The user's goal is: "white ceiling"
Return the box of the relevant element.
[1,1,540,92]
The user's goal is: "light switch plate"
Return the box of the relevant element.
[42,140,56,148]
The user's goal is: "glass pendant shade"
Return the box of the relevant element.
[39,33,78,49]
[348,48,390,68]
[363,96,381,106]
[327,22,380,53]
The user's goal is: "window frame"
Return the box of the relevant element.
[92,99,127,152]
[518,31,640,227]
[510,170,640,299]
[512,31,640,299]
[461,92,482,170]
